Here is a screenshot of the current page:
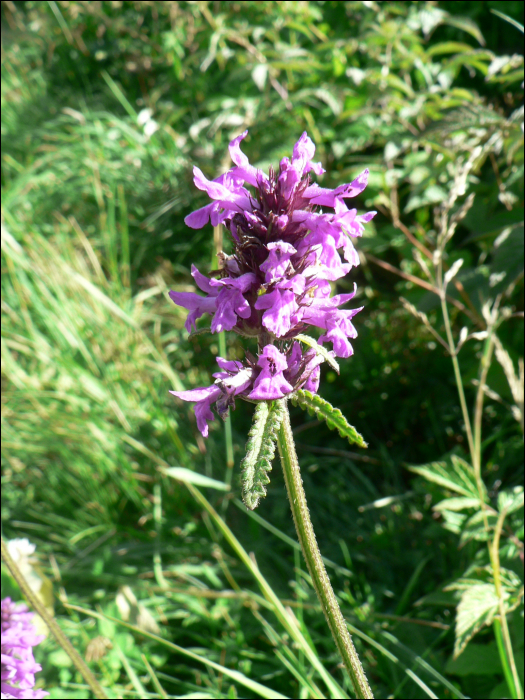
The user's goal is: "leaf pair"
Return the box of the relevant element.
[241,391,367,510]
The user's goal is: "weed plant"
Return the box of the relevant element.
[1,2,523,698]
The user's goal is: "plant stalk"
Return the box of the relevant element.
[277,402,373,699]
[437,263,521,698]
[1,537,108,700]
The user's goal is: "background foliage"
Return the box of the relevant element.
[1,1,523,698]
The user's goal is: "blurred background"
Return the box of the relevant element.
[1,1,523,698]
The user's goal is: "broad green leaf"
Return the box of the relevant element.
[409,455,484,500]
[433,497,481,512]
[291,389,367,447]
[446,568,524,657]
[294,333,340,373]
[451,582,499,657]
[162,467,230,491]
[241,400,285,510]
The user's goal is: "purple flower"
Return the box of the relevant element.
[248,345,293,400]
[170,130,375,434]
[1,598,48,699]
[170,358,254,437]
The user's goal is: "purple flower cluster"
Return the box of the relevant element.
[170,131,375,437]
[1,598,47,699]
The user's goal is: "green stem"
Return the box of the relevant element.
[437,259,521,698]
[1,537,108,700]
[492,510,523,699]
[277,402,373,699]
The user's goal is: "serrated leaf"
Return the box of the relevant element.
[290,389,367,448]
[294,334,340,373]
[452,583,499,657]
[497,486,524,515]
[446,568,524,657]
[408,455,485,500]
[241,400,284,510]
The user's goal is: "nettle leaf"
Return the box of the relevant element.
[451,582,499,657]
[241,400,285,510]
[294,334,340,373]
[291,390,367,448]
[409,455,485,500]
[446,567,524,657]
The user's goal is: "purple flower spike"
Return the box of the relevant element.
[1,598,48,699]
[170,129,375,435]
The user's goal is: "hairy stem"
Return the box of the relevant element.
[1,537,108,700]
[277,402,373,698]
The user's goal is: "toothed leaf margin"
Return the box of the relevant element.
[291,390,367,448]
[241,400,285,510]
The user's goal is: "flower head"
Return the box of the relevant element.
[170,131,375,436]
[1,598,48,699]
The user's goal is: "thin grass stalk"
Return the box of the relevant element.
[437,262,476,467]
[276,402,373,699]
[1,538,108,700]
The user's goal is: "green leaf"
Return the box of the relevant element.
[459,510,499,545]
[409,455,484,499]
[162,467,230,491]
[290,389,367,448]
[497,486,524,515]
[443,16,485,46]
[294,334,340,373]
[433,496,481,512]
[452,582,499,657]
[427,42,479,57]
[241,400,285,510]
[446,568,524,657]
[441,510,468,535]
